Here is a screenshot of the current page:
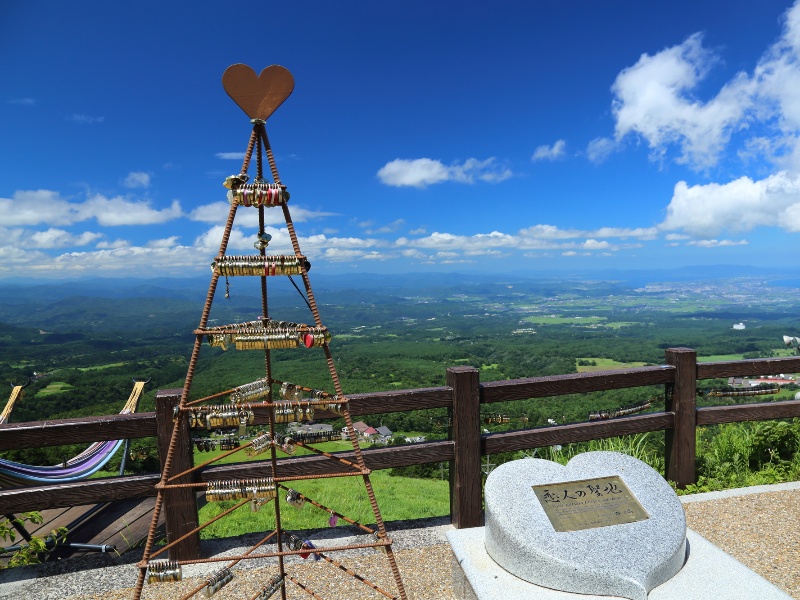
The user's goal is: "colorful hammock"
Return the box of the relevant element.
[0,380,146,486]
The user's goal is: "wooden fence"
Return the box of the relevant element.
[2,348,800,560]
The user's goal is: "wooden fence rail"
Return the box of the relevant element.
[1,349,800,557]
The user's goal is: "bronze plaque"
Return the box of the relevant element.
[532,475,649,532]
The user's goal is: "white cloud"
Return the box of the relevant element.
[377,159,450,187]
[7,98,35,106]
[124,172,151,189]
[79,195,182,226]
[586,137,618,164]
[29,228,103,249]
[532,139,566,161]
[397,228,631,253]
[96,239,130,249]
[607,2,800,173]
[194,226,260,253]
[583,239,610,250]
[400,248,429,259]
[69,114,105,124]
[0,190,80,226]
[363,219,405,234]
[519,224,658,240]
[591,227,658,239]
[188,202,334,226]
[146,236,181,248]
[519,224,582,239]
[322,248,375,261]
[686,239,749,247]
[0,190,182,227]
[377,157,512,188]
[660,171,800,236]
[611,32,754,169]
[215,152,246,160]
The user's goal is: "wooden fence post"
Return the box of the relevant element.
[664,348,697,488]
[155,389,201,560]
[447,366,482,528]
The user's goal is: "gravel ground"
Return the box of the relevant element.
[682,482,800,599]
[3,484,800,600]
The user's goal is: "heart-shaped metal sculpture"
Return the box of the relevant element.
[222,64,295,121]
[484,452,687,600]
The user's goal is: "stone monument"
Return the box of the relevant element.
[447,451,793,600]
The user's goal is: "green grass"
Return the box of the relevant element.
[524,316,606,325]
[699,348,798,362]
[197,470,449,539]
[192,439,357,466]
[576,358,650,372]
[35,381,75,396]
[77,362,129,371]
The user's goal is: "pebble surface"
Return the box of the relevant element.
[5,486,800,600]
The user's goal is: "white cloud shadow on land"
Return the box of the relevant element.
[377,157,512,188]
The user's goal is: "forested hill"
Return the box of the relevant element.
[0,270,798,430]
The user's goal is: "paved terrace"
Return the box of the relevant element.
[1,482,799,599]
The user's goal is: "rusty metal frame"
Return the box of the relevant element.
[134,65,407,600]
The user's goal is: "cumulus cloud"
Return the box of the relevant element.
[397,227,638,254]
[96,239,130,249]
[377,157,512,188]
[583,239,611,250]
[0,189,183,227]
[79,195,182,226]
[608,2,800,173]
[687,239,749,247]
[188,202,335,227]
[519,224,658,240]
[124,172,151,189]
[0,190,82,226]
[146,236,181,248]
[660,171,800,236]
[322,248,381,262]
[194,226,261,253]
[611,32,754,169]
[532,139,566,161]
[29,228,103,249]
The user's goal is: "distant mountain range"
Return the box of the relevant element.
[1,264,799,303]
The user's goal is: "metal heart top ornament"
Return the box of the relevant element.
[484,452,687,600]
[222,64,295,121]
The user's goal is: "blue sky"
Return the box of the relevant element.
[2,0,800,279]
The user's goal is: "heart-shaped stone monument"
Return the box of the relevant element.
[222,64,295,121]
[484,452,686,600]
